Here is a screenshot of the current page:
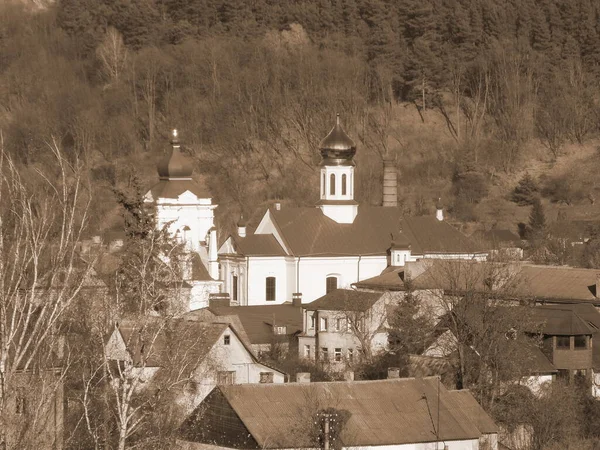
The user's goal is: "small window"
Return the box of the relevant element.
[217,371,236,385]
[15,388,26,415]
[556,336,570,349]
[330,173,336,195]
[274,326,286,335]
[310,315,316,329]
[224,335,230,345]
[335,318,343,332]
[320,317,328,331]
[232,275,238,302]
[266,277,276,301]
[304,344,311,358]
[326,276,338,294]
[322,172,326,198]
[334,348,342,362]
[321,347,329,361]
[347,348,354,363]
[574,335,587,349]
[342,174,347,195]
[260,372,274,384]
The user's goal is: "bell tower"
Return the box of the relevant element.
[317,114,358,224]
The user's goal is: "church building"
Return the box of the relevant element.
[218,115,487,306]
[144,130,222,310]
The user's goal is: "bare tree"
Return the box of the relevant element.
[96,27,129,84]
[0,135,92,449]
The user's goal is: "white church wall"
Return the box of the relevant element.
[189,281,221,311]
[247,256,293,304]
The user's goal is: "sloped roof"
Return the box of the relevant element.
[148,179,211,200]
[520,342,557,374]
[190,252,213,281]
[304,289,382,311]
[528,307,594,336]
[516,265,598,302]
[353,267,408,291]
[471,229,521,244]
[232,234,287,257]
[447,390,499,434]
[186,304,303,345]
[215,378,493,447]
[262,206,481,257]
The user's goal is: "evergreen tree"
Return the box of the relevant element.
[528,196,546,239]
[511,172,539,206]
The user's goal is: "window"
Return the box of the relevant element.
[15,388,26,415]
[223,335,231,345]
[320,317,328,331]
[322,172,325,197]
[330,173,335,195]
[334,348,342,362]
[232,275,238,302]
[260,372,274,384]
[274,326,286,335]
[304,344,311,358]
[342,174,347,195]
[347,348,354,363]
[335,318,343,332]
[217,371,236,385]
[321,347,329,361]
[326,276,338,294]
[575,335,587,349]
[556,336,570,349]
[266,277,276,301]
[310,315,316,329]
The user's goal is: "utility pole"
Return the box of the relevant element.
[323,414,330,450]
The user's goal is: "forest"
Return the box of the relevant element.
[1,0,600,259]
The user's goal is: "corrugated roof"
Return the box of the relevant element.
[304,289,382,311]
[217,378,492,448]
[149,179,211,200]
[529,307,594,336]
[233,234,287,257]
[263,206,480,257]
[447,390,499,434]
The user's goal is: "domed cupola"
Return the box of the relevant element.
[319,113,356,166]
[157,129,194,180]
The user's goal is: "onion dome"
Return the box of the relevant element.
[157,129,194,180]
[319,114,356,166]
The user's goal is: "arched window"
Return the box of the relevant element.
[266,277,276,301]
[342,174,347,195]
[322,172,325,197]
[330,173,336,195]
[232,275,238,302]
[326,276,338,294]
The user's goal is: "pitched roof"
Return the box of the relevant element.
[232,234,286,257]
[528,306,594,336]
[190,252,213,281]
[260,206,481,257]
[148,179,211,200]
[447,390,499,434]
[353,267,408,291]
[186,303,303,345]
[304,289,382,311]
[520,342,557,374]
[212,378,493,448]
[471,229,522,244]
[516,265,598,302]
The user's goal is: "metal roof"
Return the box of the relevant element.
[304,289,382,311]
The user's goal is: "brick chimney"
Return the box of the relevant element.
[387,367,400,379]
[382,156,398,207]
[292,292,302,307]
[296,372,311,383]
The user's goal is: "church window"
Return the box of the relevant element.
[322,172,325,197]
[232,275,238,302]
[330,173,336,195]
[326,276,338,294]
[342,174,347,195]
[266,277,276,301]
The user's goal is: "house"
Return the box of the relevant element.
[217,116,486,306]
[298,289,405,365]
[144,130,221,310]
[177,376,499,450]
[185,298,303,357]
[104,318,285,413]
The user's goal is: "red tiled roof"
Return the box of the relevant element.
[213,378,493,447]
[305,289,382,311]
[265,206,480,257]
[148,179,211,200]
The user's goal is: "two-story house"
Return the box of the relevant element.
[298,289,404,365]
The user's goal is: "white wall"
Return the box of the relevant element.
[520,375,554,397]
[246,256,293,304]
[342,439,481,450]
[189,281,222,311]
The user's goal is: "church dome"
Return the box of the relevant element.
[157,129,194,179]
[319,114,356,166]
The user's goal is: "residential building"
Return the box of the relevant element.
[177,377,498,450]
[104,319,285,414]
[217,116,486,306]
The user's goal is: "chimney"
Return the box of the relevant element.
[344,371,354,382]
[274,202,281,211]
[436,198,444,221]
[292,292,302,307]
[296,372,311,383]
[237,215,246,238]
[209,292,231,308]
[382,156,398,207]
[387,367,400,379]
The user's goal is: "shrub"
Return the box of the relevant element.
[452,169,489,205]
[541,174,584,205]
